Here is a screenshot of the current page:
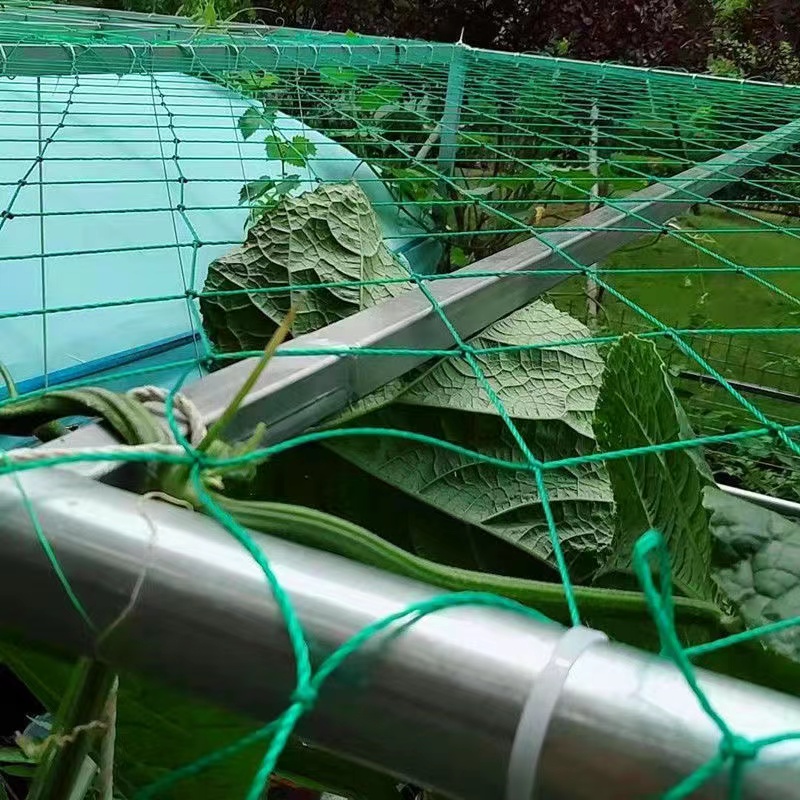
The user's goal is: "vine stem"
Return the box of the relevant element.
[197,306,296,453]
[98,677,119,800]
[25,659,116,800]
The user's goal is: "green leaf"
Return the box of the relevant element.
[238,175,301,206]
[238,175,275,205]
[230,71,280,92]
[463,184,497,197]
[0,748,36,765]
[450,246,469,267]
[255,71,279,88]
[264,134,317,168]
[706,486,800,663]
[0,639,399,799]
[594,335,715,600]
[237,106,275,140]
[274,174,301,195]
[319,66,358,87]
[0,778,9,800]
[382,165,438,203]
[263,133,284,162]
[0,764,35,778]
[201,0,217,27]
[356,83,404,112]
[201,182,408,353]
[327,301,615,575]
[285,135,316,168]
[548,168,597,199]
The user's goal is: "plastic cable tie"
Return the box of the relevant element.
[60,42,77,73]
[228,43,241,71]
[505,625,607,800]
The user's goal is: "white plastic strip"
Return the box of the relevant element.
[505,625,608,800]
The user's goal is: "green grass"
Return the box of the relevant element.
[551,206,800,391]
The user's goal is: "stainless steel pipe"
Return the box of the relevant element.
[1,467,800,800]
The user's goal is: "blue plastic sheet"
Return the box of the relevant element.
[0,72,436,396]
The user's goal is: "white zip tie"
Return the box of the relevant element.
[505,625,607,800]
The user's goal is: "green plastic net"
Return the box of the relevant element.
[2,1,800,797]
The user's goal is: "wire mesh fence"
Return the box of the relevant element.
[3,2,800,799]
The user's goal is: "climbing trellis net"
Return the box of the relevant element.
[2,2,800,798]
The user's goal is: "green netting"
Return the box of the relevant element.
[2,1,800,798]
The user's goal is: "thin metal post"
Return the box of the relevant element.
[1,467,800,799]
[586,99,602,322]
[437,44,467,177]
[679,369,800,405]
[36,75,48,387]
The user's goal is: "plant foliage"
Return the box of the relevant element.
[706,486,800,663]
[326,301,615,575]
[594,335,716,600]
[201,182,407,352]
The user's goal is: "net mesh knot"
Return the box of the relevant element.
[720,734,758,762]
[290,685,318,712]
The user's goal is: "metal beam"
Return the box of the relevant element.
[0,1,196,27]
[680,369,800,405]
[39,116,800,482]
[718,483,800,519]
[481,48,800,94]
[1,466,799,800]
[437,44,466,176]
[0,41,455,77]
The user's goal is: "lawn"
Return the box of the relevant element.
[550,206,800,391]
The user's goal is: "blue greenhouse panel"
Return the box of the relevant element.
[0,71,436,398]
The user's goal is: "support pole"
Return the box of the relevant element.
[437,44,467,177]
[1,467,800,800]
[586,99,603,322]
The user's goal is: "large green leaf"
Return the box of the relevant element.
[326,301,615,575]
[200,182,408,353]
[594,335,715,600]
[706,486,800,663]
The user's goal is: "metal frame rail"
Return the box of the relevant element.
[1,467,800,800]
[4,31,800,797]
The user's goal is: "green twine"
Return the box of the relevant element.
[632,530,800,798]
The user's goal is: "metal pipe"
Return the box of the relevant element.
[717,482,800,518]
[43,116,800,482]
[2,467,800,800]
